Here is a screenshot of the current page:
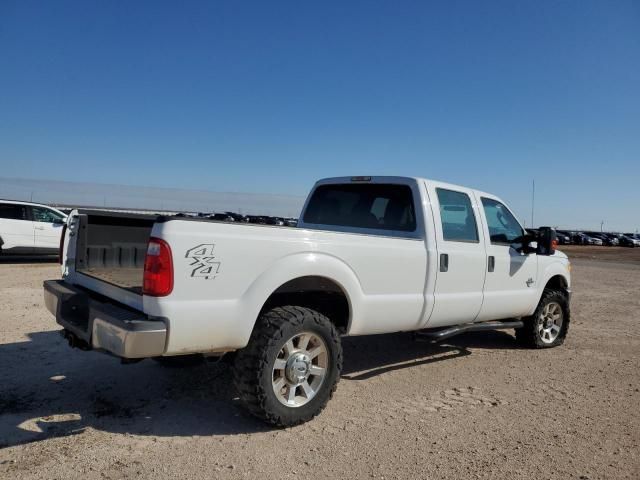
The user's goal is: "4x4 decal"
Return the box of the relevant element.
[185,244,221,279]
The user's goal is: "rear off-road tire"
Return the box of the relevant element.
[232,306,343,427]
[516,288,570,348]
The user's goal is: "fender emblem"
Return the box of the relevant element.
[526,278,535,287]
[185,244,221,279]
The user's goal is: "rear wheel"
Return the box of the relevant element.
[516,289,570,348]
[233,306,342,427]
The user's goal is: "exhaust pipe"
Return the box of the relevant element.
[60,329,91,351]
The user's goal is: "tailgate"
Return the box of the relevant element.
[65,210,157,310]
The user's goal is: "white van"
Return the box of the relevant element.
[0,200,67,254]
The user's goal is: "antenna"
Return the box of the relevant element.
[530,179,535,228]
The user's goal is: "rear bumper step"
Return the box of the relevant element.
[415,320,524,343]
[43,279,167,359]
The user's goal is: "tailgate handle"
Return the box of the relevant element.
[440,253,449,272]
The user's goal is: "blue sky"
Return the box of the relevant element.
[1,1,638,230]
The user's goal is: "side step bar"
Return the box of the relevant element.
[415,320,524,343]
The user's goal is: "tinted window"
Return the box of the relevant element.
[32,207,64,223]
[436,189,479,242]
[303,184,416,232]
[0,203,28,220]
[481,198,524,245]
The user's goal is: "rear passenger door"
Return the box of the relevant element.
[425,183,487,328]
[0,203,34,253]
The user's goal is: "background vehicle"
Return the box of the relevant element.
[619,235,640,247]
[0,200,67,254]
[555,231,571,245]
[585,232,615,246]
[44,176,570,426]
[209,213,236,222]
[575,232,602,245]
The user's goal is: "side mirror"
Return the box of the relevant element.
[537,227,557,255]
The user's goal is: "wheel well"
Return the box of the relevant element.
[545,275,568,294]
[260,276,351,334]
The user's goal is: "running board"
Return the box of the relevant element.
[414,320,524,343]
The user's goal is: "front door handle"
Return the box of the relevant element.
[35,226,45,230]
[488,255,495,272]
[440,253,449,272]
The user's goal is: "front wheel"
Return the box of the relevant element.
[516,289,570,348]
[232,306,343,427]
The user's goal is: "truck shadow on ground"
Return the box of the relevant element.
[0,255,58,264]
[0,329,520,448]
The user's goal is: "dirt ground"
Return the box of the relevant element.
[1,248,638,479]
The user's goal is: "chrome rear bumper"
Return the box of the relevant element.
[43,280,167,359]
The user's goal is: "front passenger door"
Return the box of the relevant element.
[475,196,538,321]
[31,206,65,252]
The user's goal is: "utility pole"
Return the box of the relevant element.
[530,179,535,228]
[601,221,604,232]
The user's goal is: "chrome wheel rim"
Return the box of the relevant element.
[272,332,328,408]
[538,302,563,344]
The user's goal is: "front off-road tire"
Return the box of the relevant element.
[233,306,343,427]
[516,288,570,348]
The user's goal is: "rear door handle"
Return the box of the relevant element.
[440,253,449,272]
[35,226,45,230]
[488,255,495,272]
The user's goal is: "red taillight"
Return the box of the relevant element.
[59,224,67,265]
[551,239,558,253]
[143,238,173,296]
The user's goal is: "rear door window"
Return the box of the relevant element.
[0,203,28,220]
[303,184,416,232]
[436,188,479,242]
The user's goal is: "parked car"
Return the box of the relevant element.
[264,216,286,226]
[209,213,236,222]
[246,215,268,224]
[563,231,584,245]
[0,200,67,255]
[555,230,571,245]
[585,232,615,246]
[619,235,640,248]
[599,233,619,246]
[576,233,602,246]
[224,212,248,223]
[45,176,570,426]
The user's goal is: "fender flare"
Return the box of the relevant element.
[528,261,571,315]
[235,252,364,343]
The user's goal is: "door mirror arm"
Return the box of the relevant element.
[513,234,536,255]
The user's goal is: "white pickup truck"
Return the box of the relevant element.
[44,176,571,426]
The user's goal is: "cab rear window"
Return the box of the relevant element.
[303,184,416,232]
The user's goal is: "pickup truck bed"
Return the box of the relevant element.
[80,267,143,293]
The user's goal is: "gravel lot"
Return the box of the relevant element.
[1,248,639,479]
